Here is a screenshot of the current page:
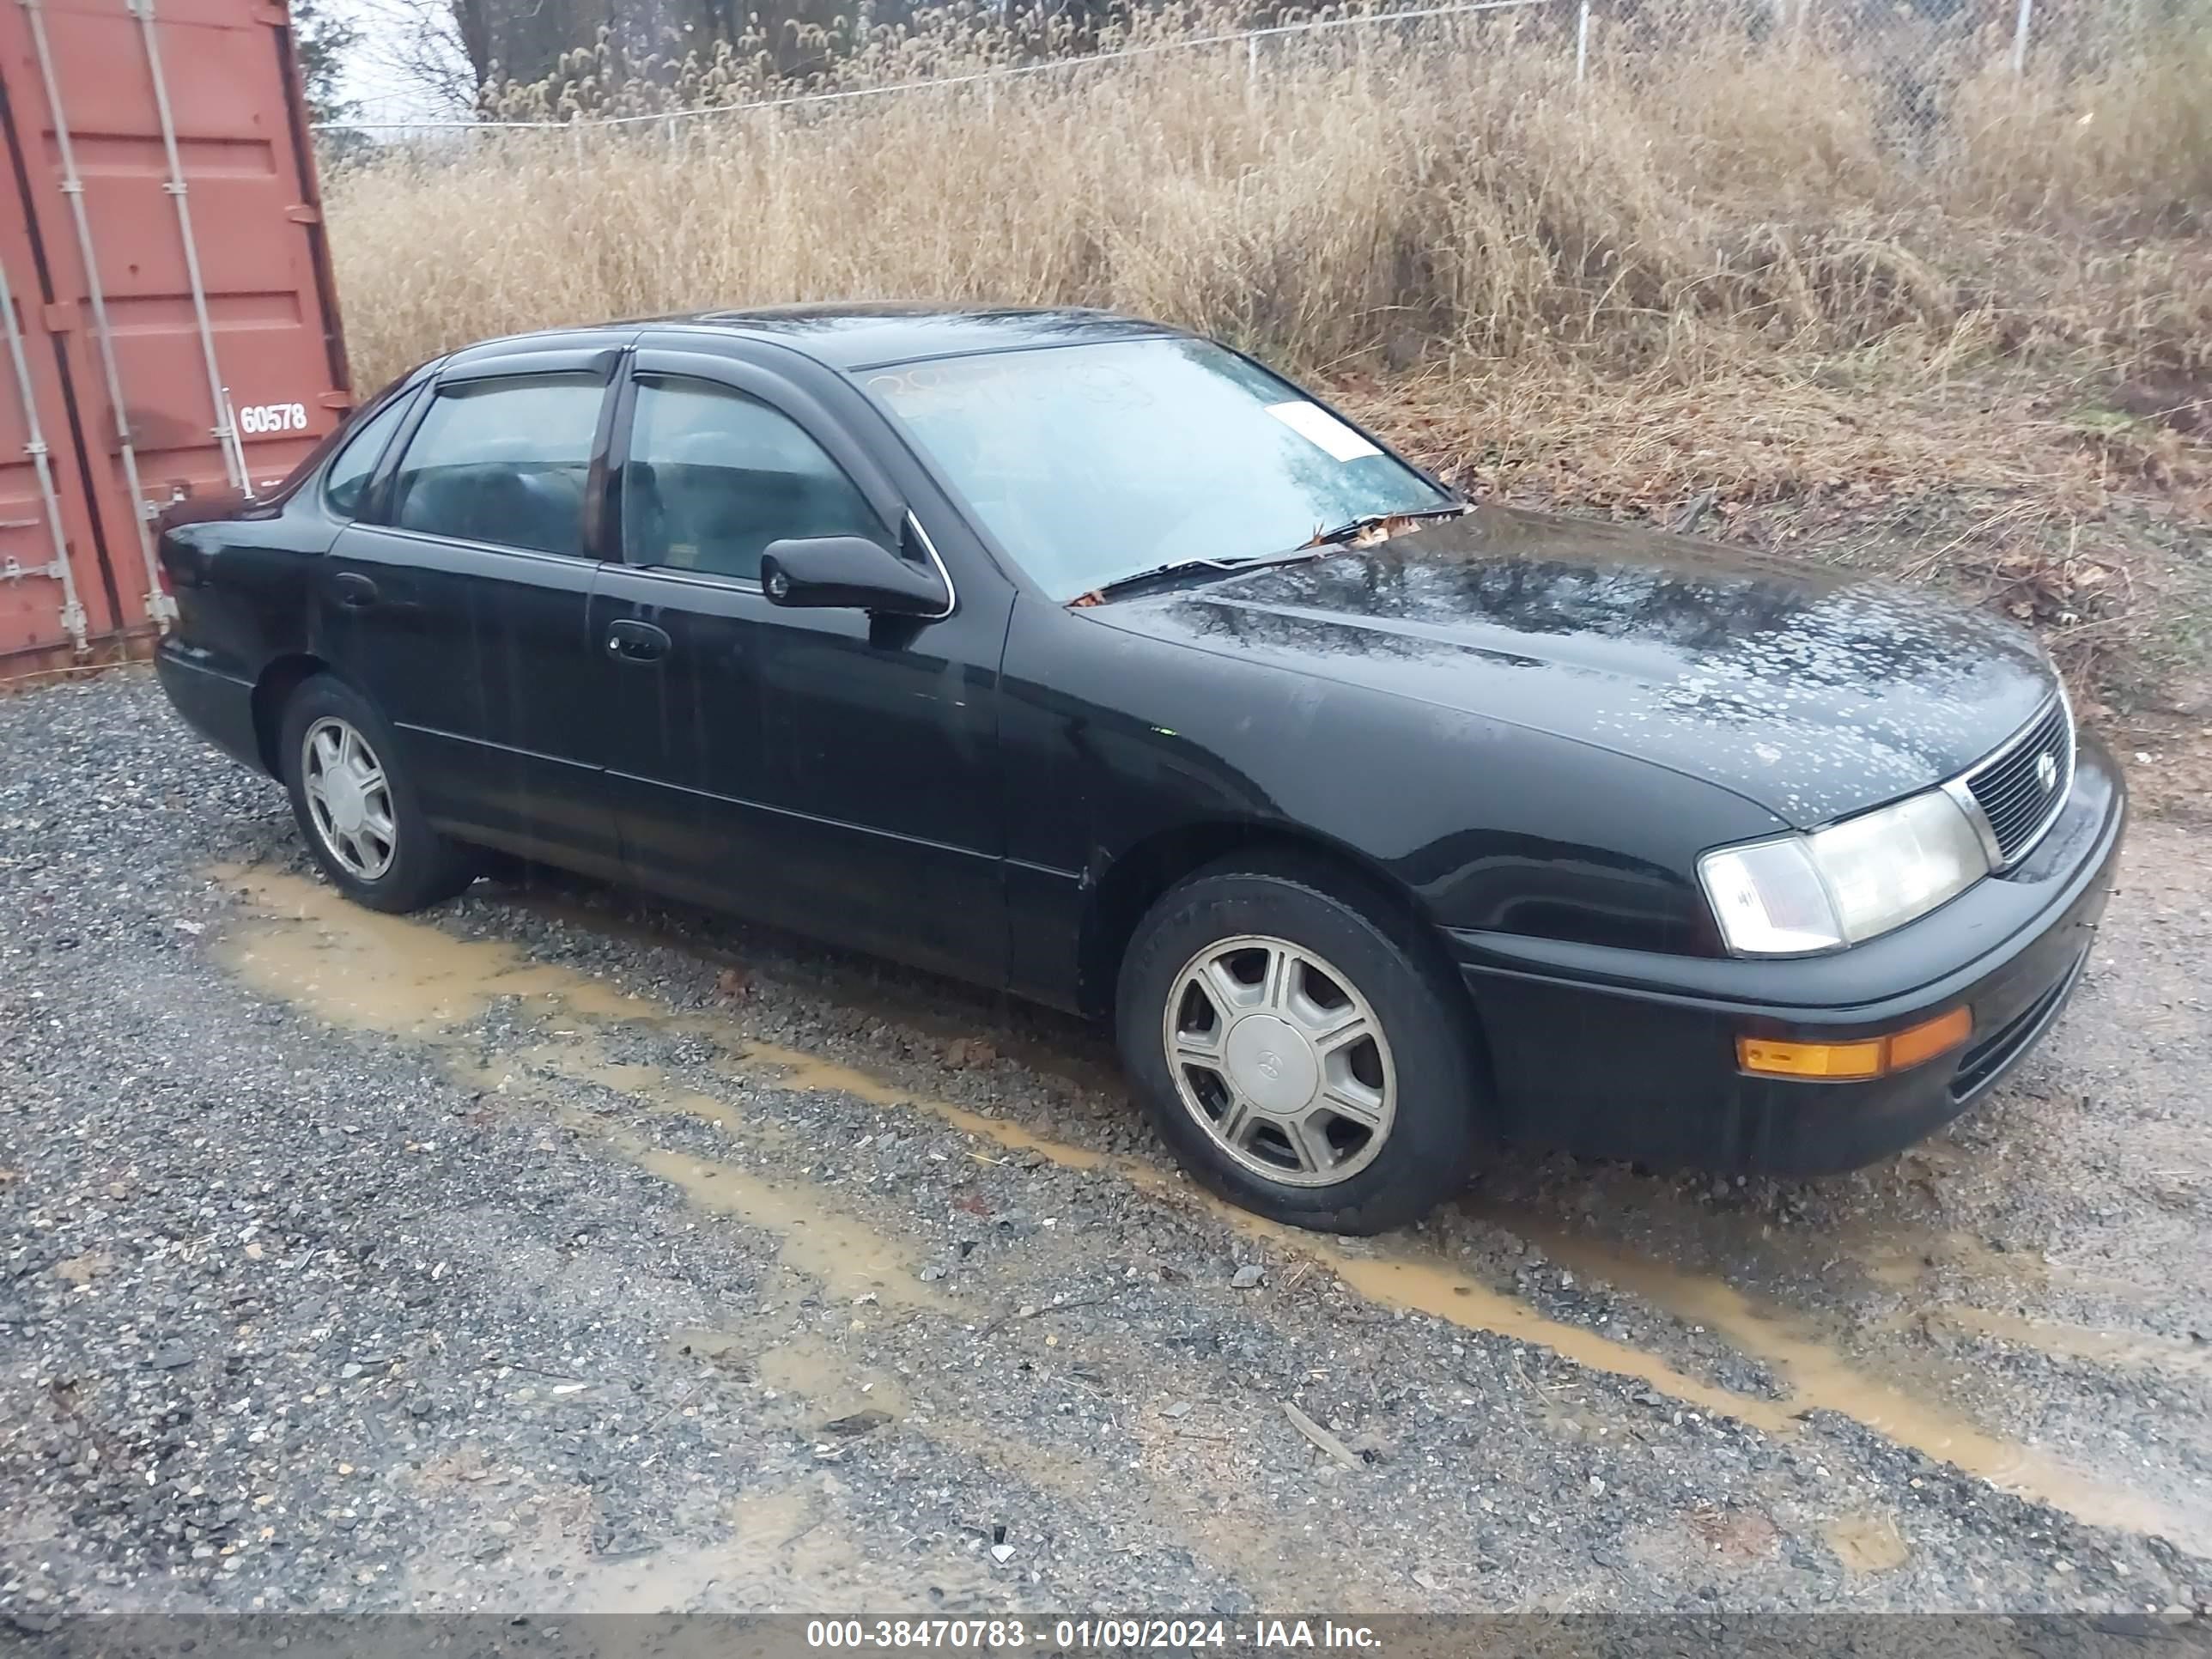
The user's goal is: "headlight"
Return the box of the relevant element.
[1699,789,1991,957]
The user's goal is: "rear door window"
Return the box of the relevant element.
[620,378,884,582]
[389,375,607,556]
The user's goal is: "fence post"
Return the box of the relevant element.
[1574,0,1590,82]
[2009,0,2033,76]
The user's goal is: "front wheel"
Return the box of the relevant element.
[1115,858,1487,1235]
[279,675,481,914]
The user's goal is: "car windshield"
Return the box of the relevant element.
[861,337,1453,600]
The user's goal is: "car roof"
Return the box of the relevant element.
[443,304,1186,376]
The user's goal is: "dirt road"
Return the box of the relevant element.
[3,671,2209,1620]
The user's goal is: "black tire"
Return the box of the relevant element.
[1115,854,1488,1235]
[279,674,481,914]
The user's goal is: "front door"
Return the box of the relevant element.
[592,351,1011,985]
[318,355,623,873]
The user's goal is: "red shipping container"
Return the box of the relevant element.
[0,0,348,678]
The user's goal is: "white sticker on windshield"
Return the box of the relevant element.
[1266,400,1381,462]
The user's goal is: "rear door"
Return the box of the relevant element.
[318,347,624,874]
[592,344,1011,983]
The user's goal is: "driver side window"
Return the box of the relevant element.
[622,378,883,582]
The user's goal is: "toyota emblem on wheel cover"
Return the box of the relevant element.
[2035,750,2058,793]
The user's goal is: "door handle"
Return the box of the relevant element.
[605,617,672,664]
[332,572,380,610]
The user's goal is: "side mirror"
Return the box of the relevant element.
[759,534,951,618]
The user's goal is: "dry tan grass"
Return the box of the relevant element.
[321,2,2212,679]
[326,4,2212,383]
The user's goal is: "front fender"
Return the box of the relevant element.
[1000,599,1785,1009]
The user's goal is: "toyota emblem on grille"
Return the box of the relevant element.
[2035,750,2058,793]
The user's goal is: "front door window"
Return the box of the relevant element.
[621,378,884,580]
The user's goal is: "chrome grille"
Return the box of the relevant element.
[1960,694,2075,867]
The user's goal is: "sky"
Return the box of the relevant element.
[324,0,470,126]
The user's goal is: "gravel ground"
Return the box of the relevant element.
[3,668,2210,1622]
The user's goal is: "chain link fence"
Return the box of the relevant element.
[316,0,2195,145]
[1765,0,2186,84]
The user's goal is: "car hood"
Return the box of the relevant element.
[1089,505,2058,829]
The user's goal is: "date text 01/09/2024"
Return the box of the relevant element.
[802,1619,1385,1650]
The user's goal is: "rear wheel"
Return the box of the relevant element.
[280,675,480,913]
[1115,857,1486,1234]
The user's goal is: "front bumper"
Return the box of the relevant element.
[1449,732,2127,1175]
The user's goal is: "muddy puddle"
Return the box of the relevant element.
[210,863,2197,1546]
[669,1328,915,1430]
[513,885,1130,1105]
[1824,1512,1911,1576]
[1924,1306,2212,1380]
[1447,1205,2190,1532]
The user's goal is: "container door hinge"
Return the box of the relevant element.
[284,203,321,224]
[41,300,76,332]
[254,1,289,22]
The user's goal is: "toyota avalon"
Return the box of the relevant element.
[153,306,2126,1233]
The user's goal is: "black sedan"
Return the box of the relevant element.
[155,305,2126,1234]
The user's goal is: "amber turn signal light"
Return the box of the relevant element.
[1738,1006,1972,1081]
[1882,1006,1975,1070]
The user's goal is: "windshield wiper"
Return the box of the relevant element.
[1076,549,1322,605]
[1072,503,1471,606]
[1307,502,1470,548]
